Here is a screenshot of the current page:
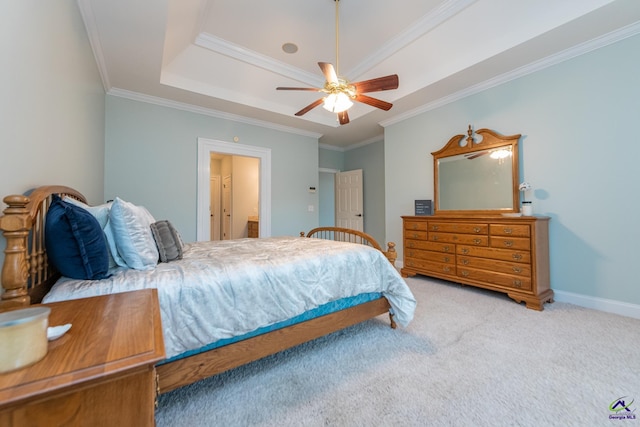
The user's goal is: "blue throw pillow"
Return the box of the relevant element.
[45,195,110,280]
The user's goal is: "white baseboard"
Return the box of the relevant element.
[553,290,640,320]
[397,261,640,320]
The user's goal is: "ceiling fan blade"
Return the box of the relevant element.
[354,94,393,111]
[338,110,350,125]
[319,62,338,84]
[352,74,399,93]
[276,87,321,91]
[466,151,488,160]
[295,98,324,116]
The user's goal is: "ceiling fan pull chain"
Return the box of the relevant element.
[335,0,340,76]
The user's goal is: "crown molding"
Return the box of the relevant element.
[319,143,345,152]
[76,0,110,91]
[344,135,384,151]
[195,32,324,87]
[108,88,323,140]
[347,0,478,79]
[381,21,640,128]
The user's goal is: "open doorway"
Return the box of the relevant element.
[197,138,271,241]
[210,153,259,240]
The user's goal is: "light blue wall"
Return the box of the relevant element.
[105,96,319,242]
[0,0,105,273]
[345,140,386,246]
[318,172,335,227]
[319,147,345,171]
[318,147,344,227]
[385,33,640,307]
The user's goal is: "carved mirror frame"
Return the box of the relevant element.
[433,125,521,215]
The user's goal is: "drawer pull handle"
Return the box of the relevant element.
[432,235,439,241]
[432,225,439,231]
[461,270,469,277]
[413,233,419,238]
[474,227,481,233]
[504,228,513,234]
[513,279,522,288]
[443,266,451,273]
[408,242,414,248]
[461,259,469,265]
[408,251,414,257]
[512,253,522,260]
[504,240,514,247]
[443,245,451,252]
[512,267,522,273]
[412,224,418,230]
[443,257,450,262]
[473,238,482,245]
[461,248,469,254]
[408,261,414,267]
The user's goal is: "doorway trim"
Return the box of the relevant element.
[197,138,272,241]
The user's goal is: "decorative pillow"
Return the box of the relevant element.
[109,197,159,270]
[62,196,126,269]
[45,195,110,280]
[63,196,110,228]
[150,220,184,262]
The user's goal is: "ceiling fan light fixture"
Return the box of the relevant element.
[322,92,353,113]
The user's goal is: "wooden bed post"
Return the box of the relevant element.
[385,242,397,267]
[0,195,32,310]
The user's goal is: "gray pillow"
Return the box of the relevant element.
[150,220,184,262]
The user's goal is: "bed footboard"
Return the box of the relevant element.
[301,227,397,266]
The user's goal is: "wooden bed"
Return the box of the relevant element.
[0,185,401,393]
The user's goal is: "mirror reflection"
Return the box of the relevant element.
[437,147,514,210]
[433,127,520,214]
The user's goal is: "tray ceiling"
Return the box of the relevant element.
[79,0,640,147]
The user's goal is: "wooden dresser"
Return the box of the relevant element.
[401,215,553,310]
[0,289,165,427]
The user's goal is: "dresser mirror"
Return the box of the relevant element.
[433,126,521,214]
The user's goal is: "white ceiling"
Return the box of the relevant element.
[78,0,640,148]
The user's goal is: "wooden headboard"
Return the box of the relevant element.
[0,186,86,311]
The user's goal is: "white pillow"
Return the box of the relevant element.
[63,196,110,228]
[109,197,159,270]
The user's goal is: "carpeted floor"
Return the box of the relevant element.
[155,276,640,426]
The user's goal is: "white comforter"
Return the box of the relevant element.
[43,237,416,359]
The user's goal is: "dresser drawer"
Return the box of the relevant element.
[406,248,454,264]
[457,267,532,291]
[405,239,455,253]
[457,245,531,264]
[428,222,487,234]
[401,214,551,311]
[490,236,530,251]
[490,223,530,237]
[404,221,428,231]
[404,230,428,240]
[430,233,488,246]
[458,256,531,277]
[405,258,455,275]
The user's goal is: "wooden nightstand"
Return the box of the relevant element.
[0,289,165,426]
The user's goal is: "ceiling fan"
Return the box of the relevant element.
[276,0,399,125]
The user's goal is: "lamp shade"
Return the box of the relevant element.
[323,92,353,113]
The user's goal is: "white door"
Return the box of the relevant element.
[210,175,221,240]
[222,175,232,240]
[335,169,363,231]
